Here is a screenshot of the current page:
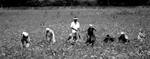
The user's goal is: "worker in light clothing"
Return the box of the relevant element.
[118,32,130,44]
[68,17,80,43]
[45,28,56,43]
[21,32,30,48]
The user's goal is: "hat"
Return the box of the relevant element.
[89,24,93,27]
[73,17,78,20]
[120,32,125,34]
[46,28,50,31]
[22,32,29,36]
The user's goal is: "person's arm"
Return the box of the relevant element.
[52,31,56,43]
[50,29,56,43]
[78,22,80,31]
[125,35,129,39]
[94,28,96,31]
[71,28,77,31]
[28,37,31,42]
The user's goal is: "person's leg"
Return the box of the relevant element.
[86,40,90,46]
[21,39,25,47]
[86,35,90,46]
[73,33,77,41]
[67,33,73,41]
[91,35,96,46]
[88,35,93,46]
[26,43,30,48]
[118,38,122,43]
[77,32,81,39]
[91,40,95,47]
[25,39,30,48]
[67,36,72,41]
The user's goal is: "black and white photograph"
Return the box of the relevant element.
[0,0,150,59]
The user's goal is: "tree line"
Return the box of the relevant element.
[0,0,149,7]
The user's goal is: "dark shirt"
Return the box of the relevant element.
[87,27,96,36]
[22,35,28,40]
[46,31,53,38]
[22,35,29,43]
[119,34,126,40]
[104,35,114,42]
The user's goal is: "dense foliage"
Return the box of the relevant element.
[0,0,149,7]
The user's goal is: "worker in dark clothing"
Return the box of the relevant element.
[118,32,129,44]
[103,34,115,43]
[86,24,96,47]
[21,32,30,48]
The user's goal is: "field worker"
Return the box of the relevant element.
[21,31,30,48]
[103,34,114,43]
[46,28,56,43]
[118,32,129,44]
[69,16,80,42]
[85,24,96,47]
[137,29,146,42]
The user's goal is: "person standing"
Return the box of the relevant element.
[86,24,96,47]
[68,17,80,43]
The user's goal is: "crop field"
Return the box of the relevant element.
[0,7,150,59]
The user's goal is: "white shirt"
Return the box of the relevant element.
[70,21,80,33]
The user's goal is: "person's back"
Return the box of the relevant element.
[118,34,128,43]
[45,28,56,43]
[119,34,125,39]
[22,35,29,43]
[104,35,114,43]
[46,31,53,41]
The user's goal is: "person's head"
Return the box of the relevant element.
[106,34,110,37]
[46,28,52,33]
[46,28,50,31]
[73,17,78,22]
[22,31,29,36]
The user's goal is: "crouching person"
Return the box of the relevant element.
[85,24,96,47]
[137,29,146,42]
[118,32,129,44]
[103,34,115,43]
[21,32,30,48]
[46,28,56,43]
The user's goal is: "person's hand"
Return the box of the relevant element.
[72,28,78,31]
